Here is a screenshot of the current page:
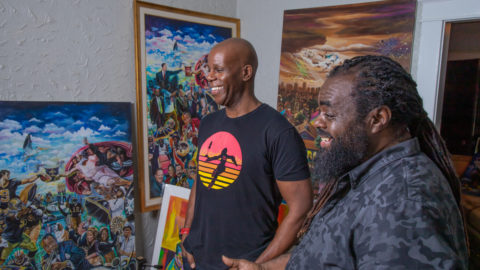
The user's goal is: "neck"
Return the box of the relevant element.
[225,87,261,118]
[366,127,411,160]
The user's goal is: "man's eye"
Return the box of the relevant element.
[324,113,335,119]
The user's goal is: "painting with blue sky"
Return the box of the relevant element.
[136,2,239,212]
[144,15,232,83]
[0,101,136,268]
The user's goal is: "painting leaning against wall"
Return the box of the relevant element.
[0,101,136,269]
[277,0,417,194]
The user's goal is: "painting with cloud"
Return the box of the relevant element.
[135,2,239,211]
[0,101,136,269]
[277,0,416,191]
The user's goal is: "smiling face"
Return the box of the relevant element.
[315,74,358,147]
[314,74,369,180]
[206,45,244,107]
[86,231,94,242]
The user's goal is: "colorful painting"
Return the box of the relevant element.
[0,101,136,269]
[152,184,190,269]
[277,0,417,189]
[134,1,240,211]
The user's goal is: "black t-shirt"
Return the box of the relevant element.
[183,104,310,269]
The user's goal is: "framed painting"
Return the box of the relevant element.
[277,0,417,193]
[134,0,240,211]
[152,184,190,268]
[0,101,136,269]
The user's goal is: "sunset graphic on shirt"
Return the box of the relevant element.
[198,131,242,190]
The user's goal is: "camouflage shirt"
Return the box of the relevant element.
[287,138,468,269]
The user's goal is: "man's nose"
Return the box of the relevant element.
[314,114,327,129]
[206,71,215,82]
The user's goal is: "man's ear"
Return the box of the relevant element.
[366,105,391,134]
[242,65,253,81]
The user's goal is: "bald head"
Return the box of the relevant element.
[212,38,258,78]
[206,38,260,109]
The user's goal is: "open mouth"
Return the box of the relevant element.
[319,136,333,148]
[209,86,223,95]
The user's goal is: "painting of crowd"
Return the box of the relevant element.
[277,82,319,127]
[0,102,136,269]
[277,1,416,193]
[146,61,219,199]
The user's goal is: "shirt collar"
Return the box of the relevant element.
[340,138,421,189]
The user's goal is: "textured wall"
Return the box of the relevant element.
[0,0,237,264]
[0,0,135,101]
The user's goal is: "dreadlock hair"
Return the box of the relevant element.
[298,55,464,239]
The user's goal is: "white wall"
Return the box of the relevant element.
[237,0,480,122]
[0,0,237,264]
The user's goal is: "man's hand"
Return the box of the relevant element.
[222,256,264,270]
[181,235,196,269]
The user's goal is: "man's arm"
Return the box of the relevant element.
[223,253,291,270]
[181,175,197,268]
[254,179,312,263]
[20,174,39,184]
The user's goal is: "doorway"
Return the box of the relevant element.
[438,20,480,269]
[439,20,480,157]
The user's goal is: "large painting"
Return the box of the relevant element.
[134,1,240,211]
[0,101,136,269]
[277,0,417,191]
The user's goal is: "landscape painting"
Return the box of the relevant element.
[277,0,417,191]
[0,101,136,269]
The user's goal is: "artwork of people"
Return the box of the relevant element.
[0,101,136,269]
[143,13,234,201]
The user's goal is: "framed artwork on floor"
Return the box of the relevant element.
[134,0,240,211]
[0,101,136,269]
[152,184,191,268]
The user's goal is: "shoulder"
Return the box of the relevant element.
[358,152,458,216]
[256,104,295,132]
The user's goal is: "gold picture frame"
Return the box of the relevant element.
[134,1,240,211]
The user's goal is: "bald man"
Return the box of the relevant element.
[180,38,313,269]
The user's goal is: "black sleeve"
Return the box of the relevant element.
[271,127,310,181]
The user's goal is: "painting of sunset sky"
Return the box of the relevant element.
[277,0,416,184]
[278,0,416,89]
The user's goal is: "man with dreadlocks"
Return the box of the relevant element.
[223,55,468,269]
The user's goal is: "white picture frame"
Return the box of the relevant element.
[152,184,191,265]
